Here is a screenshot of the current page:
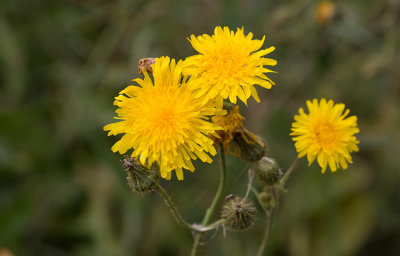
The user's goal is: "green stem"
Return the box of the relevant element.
[256,158,299,256]
[191,144,227,256]
[156,182,225,233]
[202,145,227,225]
[256,210,274,256]
[155,184,195,231]
[280,158,299,185]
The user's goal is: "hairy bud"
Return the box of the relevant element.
[256,156,283,185]
[122,157,160,193]
[257,184,283,213]
[221,195,256,231]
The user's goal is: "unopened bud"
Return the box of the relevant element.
[221,195,256,231]
[257,184,283,213]
[231,131,266,162]
[137,58,156,74]
[256,156,283,185]
[122,157,160,193]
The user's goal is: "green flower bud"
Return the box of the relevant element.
[257,184,283,213]
[256,156,283,185]
[221,195,256,231]
[122,157,160,193]
[231,130,267,163]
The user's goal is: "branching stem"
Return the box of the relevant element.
[156,184,225,233]
[155,184,194,231]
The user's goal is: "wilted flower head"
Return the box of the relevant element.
[211,104,244,146]
[290,98,359,173]
[104,57,225,180]
[184,26,277,107]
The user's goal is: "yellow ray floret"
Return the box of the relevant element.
[290,98,360,173]
[184,26,277,107]
[104,57,224,180]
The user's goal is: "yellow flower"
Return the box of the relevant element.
[184,26,277,107]
[104,57,224,180]
[290,99,360,173]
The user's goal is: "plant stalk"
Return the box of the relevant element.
[256,210,274,256]
[280,158,299,185]
[256,157,299,256]
[190,144,227,256]
[155,184,195,231]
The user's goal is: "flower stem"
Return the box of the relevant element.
[256,158,299,256]
[280,158,299,185]
[245,168,255,199]
[191,144,227,256]
[192,219,226,232]
[256,210,274,256]
[202,145,227,225]
[155,184,195,231]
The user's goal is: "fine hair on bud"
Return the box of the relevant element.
[231,130,267,163]
[221,195,256,231]
[122,156,160,193]
[256,156,283,186]
[257,184,283,213]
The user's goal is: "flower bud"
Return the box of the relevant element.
[231,130,266,163]
[122,157,160,193]
[256,156,283,185]
[257,184,282,213]
[221,195,256,231]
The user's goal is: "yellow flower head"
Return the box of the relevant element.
[290,99,360,173]
[184,26,277,107]
[104,57,224,180]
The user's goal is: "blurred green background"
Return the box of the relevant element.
[1,0,400,255]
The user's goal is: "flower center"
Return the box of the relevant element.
[149,106,180,134]
[313,122,337,148]
[208,50,246,78]
[158,109,174,125]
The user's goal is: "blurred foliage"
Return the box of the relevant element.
[1,0,400,255]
